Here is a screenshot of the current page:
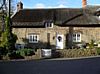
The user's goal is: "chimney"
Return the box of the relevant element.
[17,1,23,11]
[82,0,87,8]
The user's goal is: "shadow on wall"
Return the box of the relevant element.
[22,38,56,49]
[66,34,69,48]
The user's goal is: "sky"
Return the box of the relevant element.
[15,0,100,9]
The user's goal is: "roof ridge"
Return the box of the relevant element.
[21,8,82,10]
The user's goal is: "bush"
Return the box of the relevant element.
[0,47,3,55]
[8,51,24,59]
[0,17,18,53]
[0,55,2,60]
[0,47,8,56]
[0,47,3,60]
[96,48,100,55]
[88,40,95,49]
[1,48,35,60]
[16,48,34,57]
[56,49,97,58]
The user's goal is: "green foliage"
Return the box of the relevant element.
[5,49,34,59]
[7,51,24,59]
[0,16,17,54]
[16,49,34,57]
[88,39,95,49]
[96,48,100,55]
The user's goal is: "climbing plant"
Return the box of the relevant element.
[0,16,17,54]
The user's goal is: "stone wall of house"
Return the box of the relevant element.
[12,25,69,49]
[74,27,100,43]
[12,25,100,49]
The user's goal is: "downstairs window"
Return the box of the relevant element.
[73,33,81,42]
[28,34,39,43]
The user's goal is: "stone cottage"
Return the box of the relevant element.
[11,1,100,49]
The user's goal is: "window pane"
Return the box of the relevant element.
[73,37,76,42]
[73,34,76,42]
[77,34,80,41]
[45,22,53,28]
[32,36,35,41]
[77,37,80,41]
[77,34,80,37]
[73,34,76,37]
[29,35,32,41]
[49,23,52,27]
[35,35,37,39]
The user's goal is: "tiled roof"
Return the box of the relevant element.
[85,5,100,13]
[12,9,54,22]
[12,22,45,28]
[12,7,100,27]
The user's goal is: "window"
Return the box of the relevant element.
[15,44,25,49]
[28,34,39,43]
[99,16,100,19]
[45,22,53,28]
[95,9,100,19]
[73,33,81,42]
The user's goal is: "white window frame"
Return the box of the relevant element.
[28,34,39,43]
[45,22,53,28]
[73,33,81,42]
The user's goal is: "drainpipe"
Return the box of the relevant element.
[68,27,73,48]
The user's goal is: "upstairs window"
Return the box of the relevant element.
[99,16,100,19]
[95,9,100,19]
[73,33,81,42]
[28,34,39,43]
[45,22,53,28]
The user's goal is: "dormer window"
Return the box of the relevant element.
[45,22,53,28]
[99,16,100,19]
[95,9,100,19]
[96,13,100,19]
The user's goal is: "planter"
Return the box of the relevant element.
[41,49,52,58]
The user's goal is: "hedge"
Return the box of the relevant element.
[55,49,97,58]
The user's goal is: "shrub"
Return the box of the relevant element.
[1,48,34,59]
[8,51,24,59]
[96,48,100,55]
[0,17,17,54]
[56,49,97,58]
[16,48,34,57]
[0,47,3,55]
[88,40,95,49]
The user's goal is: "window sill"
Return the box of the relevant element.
[29,42,39,43]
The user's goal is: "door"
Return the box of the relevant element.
[56,34,64,49]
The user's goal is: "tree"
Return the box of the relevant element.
[0,0,4,6]
[0,0,15,13]
[0,0,17,55]
[0,0,15,32]
[0,16,17,53]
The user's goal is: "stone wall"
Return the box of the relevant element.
[74,27,100,43]
[12,25,100,49]
[12,25,69,49]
